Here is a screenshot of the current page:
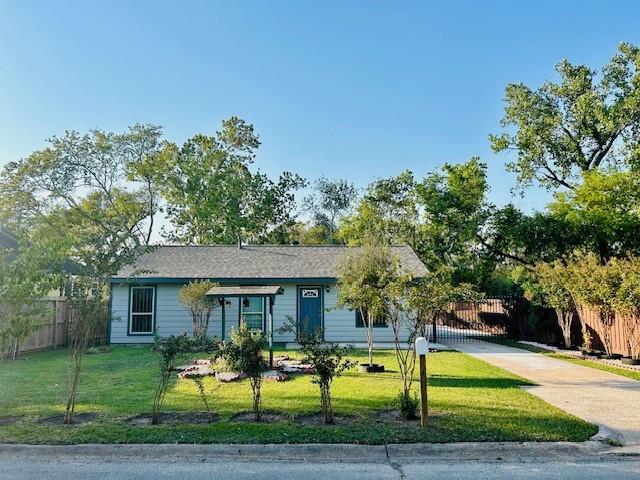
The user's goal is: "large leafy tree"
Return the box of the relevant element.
[161,117,306,246]
[0,124,164,274]
[303,177,356,243]
[338,170,419,248]
[490,42,640,192]
[549,168,640,261]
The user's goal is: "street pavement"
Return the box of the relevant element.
[1,442,639,480]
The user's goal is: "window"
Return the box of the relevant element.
[130,287,155,334]
[355,309,387,328]
[241,296,264,331]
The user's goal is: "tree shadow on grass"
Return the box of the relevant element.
[428,375,535,388]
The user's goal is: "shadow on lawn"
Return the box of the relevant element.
[428,375,534,389]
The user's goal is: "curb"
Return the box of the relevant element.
[0,441,619,463]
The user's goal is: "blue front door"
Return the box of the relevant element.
[298,287,323,337]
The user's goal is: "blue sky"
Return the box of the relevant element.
[1,1,639,212]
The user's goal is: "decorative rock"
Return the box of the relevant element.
[263,370,288,382]
[177,365,216,379]
[216,371,247,383]
[280,363,315,374]
[194,359,212,365]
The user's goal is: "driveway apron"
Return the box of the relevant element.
[448,341,640,445]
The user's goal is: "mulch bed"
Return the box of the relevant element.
[126,412,219,426]
[296,413,357,427]
[376,409,420,423]
[38,412,98,426]
[0,415,22,427]
[230,412,287,423]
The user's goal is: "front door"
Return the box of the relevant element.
[298,287,323,338]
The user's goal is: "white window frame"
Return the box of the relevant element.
[129,286,155,335]
[241,296,264,331]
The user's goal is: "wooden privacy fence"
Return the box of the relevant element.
[1,298,108,356]
[439,297,638,355]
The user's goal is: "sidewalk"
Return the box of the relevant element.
[449,341,640,445]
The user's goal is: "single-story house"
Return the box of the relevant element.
[109,245,428,345]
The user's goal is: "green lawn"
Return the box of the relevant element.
[0,346,597,444]
[480,337,640,382]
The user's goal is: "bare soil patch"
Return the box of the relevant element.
[0,415,22,427]
[38,412,98,426]
[375,408,440,425]
[296,413,358,427]
[126,412,219,426]
[230,412,287,423]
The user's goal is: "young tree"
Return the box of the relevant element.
[160,117,306,247]
[387,270,480,418]
[531,261,576,348]
[151,334,193,425]
[286,322,355,424]
[569,253,624,356]
[336,241,398,370]
[0,231,67,360]
[64,287,109,424]
[178,280,219,338]
[221,324,267,421]
[490,42,640,192]
[304,177,356,243]
[614,257,640,360]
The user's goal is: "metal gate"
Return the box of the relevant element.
[430,297,524,344]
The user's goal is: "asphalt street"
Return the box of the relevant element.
[1,443,639,480]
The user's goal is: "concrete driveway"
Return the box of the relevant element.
[449,341,640,445]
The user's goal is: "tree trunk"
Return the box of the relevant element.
[599,311,615,356]
[251,377,262,421]
[321,382,333,424]
[367,318,374,367]
[555,308,573,349]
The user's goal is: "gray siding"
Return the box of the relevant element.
[110,282,412,344]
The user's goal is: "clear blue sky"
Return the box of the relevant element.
[1,1,639,211]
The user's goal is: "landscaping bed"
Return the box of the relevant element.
[0,346,597,444]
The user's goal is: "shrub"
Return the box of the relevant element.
[291,322,355,424]
[151,334,193,424]
[221,324,267,421]
[396,391,419,420]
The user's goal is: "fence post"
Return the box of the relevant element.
[51,300,57,350]
[432,322,437,344]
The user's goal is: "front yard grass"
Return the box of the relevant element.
[0,346,597,444]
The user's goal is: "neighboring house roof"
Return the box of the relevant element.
[112,245,428,281]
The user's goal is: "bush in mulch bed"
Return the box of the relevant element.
[0,415,23,427]
[126,412,219,426]
[38,412,98,426]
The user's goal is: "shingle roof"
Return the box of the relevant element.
[113,245,428,280]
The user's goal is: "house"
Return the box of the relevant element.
[108,245,428,345]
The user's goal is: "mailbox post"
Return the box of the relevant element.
[415,336,429,427]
